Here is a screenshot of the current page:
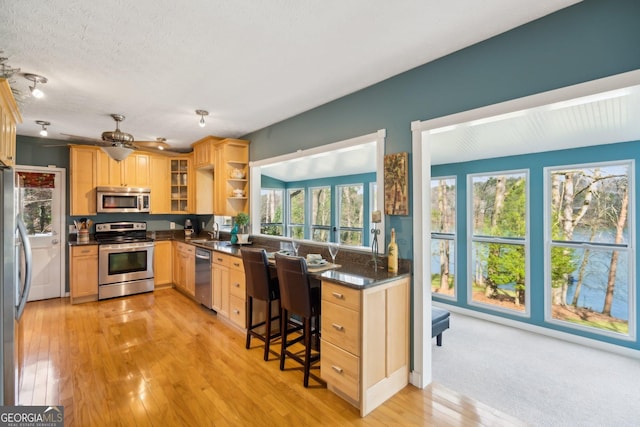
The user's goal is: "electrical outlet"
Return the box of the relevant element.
[201,221,205,230]
[69,224,77,234]
[170,222,175,229]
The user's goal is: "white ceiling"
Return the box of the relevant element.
[428,77,640,165]
[1,0,580,153]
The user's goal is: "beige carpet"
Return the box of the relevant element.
[431,310,640,427]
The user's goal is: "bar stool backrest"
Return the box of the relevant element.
[274,253,313,319]
[242,248,278,301]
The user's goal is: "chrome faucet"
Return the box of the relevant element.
[208,222,220,240]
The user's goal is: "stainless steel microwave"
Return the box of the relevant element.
[97,187,151,213]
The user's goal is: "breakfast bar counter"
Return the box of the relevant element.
[175,234,411,417]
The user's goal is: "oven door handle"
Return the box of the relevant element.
[99,243,154,252]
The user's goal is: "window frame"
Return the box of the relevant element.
[543,160,636,340]
[259,187,285,236]
[336,182,365,245]
[286,187,305,238]
[467,168,531,317]
[310,185,332,242]
[431,175,457,301]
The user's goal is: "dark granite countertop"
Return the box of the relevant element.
[183,236,411,290]
[70,231,411,289]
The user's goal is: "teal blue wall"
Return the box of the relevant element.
[243,0,640,261]
[433,139,640,349]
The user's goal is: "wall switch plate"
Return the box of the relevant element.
[69,225,77,234]
[170,222,175,229]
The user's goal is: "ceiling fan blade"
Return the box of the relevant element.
[60,133,105,144]
[133,140,171,150]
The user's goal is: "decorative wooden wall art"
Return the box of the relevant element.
[384,152,408,215]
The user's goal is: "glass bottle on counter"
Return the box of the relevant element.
[388,228,398,273]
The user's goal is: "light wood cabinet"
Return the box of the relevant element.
[170,157,193,213]
[0,79,21,167]
[321,277,409,417]
[70,146,99,215]
[98,151,150,188]
[228,257,246,328]
[192,136,222,169]
[150,155,171,213]
[153,241,173,287]
[211,252,230,317]
[213,139,250,217]
[173,241,195,296]
[69,245,99,304]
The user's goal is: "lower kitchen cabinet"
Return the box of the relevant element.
[320,277,409,417]
[227,257,246,328]
[153,241,172,287]
[173,241,195,296]
[211,252,230,317]
[69,245,98,304]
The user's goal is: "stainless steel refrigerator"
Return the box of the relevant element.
[1,165,33,405]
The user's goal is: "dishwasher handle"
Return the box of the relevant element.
[195,248,211,260]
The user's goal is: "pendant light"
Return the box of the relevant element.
[196,110,209,127]
[35,120,50,137]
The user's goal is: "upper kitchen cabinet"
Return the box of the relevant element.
[192,135,222,169]
[70,145,99,215]
[170,156,193,213]
[0,78,22,167]
[97,151,150,188]
[150,154,171,214]
[213,138,250,216]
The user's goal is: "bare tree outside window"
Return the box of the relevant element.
[548,163,632,335]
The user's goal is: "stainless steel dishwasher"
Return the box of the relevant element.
[195,247,213,309]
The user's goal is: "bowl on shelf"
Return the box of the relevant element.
[232,189,245,197]
[230,168,245,179]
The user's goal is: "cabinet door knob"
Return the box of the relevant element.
[331,365,343,374]
[331,323,344,331]
[331,292,344,299]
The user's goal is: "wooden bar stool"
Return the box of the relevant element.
[241,248,281,361]
[274,253,321,387]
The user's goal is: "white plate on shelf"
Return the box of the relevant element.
[307,259,328,266]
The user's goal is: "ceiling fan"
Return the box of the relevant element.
[59,113,181,160]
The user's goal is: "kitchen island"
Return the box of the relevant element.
[186,236,411,417]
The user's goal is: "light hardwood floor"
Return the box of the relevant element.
[18,288,526,426]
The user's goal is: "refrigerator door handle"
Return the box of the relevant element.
[15,217,33,321]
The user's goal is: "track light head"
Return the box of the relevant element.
[24,73,48,99]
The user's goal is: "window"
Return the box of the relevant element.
[337,184,363,245]
[431,177,456,298]
[311,186,331,242]
[287,188,305,238]
[469,171,528,314]
[546,162,633,337]
[16,171,55,236]
[260,188,284,236]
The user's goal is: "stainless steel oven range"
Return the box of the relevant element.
[94,221,154,300]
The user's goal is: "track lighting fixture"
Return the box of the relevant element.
[196,109,209,127]
[36,120,50,137]
[24,73,48,98]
